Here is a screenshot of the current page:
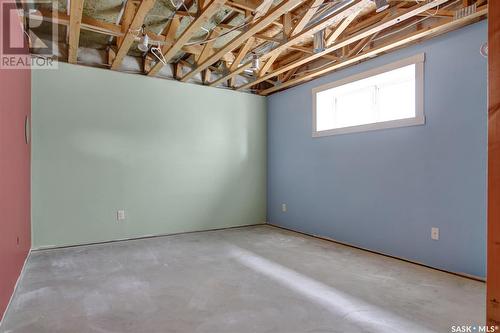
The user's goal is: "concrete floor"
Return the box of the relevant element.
[0,225,485,333]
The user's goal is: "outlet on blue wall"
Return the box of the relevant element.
[267,21,487,278]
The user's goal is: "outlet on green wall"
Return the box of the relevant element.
[31,63,267,249]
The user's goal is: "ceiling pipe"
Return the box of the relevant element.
[108,0,128,44]
[239,0,354,67]
[305,0,355,29]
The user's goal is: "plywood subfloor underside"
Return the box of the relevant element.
[0,225,484,333]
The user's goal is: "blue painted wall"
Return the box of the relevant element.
[267,21,487,278]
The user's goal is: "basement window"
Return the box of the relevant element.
[312,54,425,137]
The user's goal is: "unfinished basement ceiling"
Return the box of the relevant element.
[25,0,488,94]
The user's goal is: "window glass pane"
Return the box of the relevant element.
[314,63,418,133]
[378,79,415,122]
[316,90,335,131]
[333,86,375,128]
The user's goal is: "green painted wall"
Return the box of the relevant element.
[31,63,266,249]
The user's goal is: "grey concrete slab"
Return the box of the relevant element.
[0,225,485,333]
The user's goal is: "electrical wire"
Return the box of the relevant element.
[139,0,251,47]
[290,58,337,78]
[180,0,210,35]
[372,0,459,43]
[308,1,339,12]
[414,0,441,17]
[184,18,253,45]
[129,0,341,49]
[156,0,343,47]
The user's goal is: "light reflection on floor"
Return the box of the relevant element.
[230,245,437,333]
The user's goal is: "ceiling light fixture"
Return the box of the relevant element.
[372,0,389,12]
[138,25,149,52]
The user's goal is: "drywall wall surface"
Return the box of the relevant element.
[31,63,266,248]
[267,21,487,278]
[0,4,31,319]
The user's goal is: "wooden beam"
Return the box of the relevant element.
[198,0,206,14]
[346,32,378,57]
[216,24,281,41]
[67,0,84,63]
[224,0,284,30]
[148,0,226,76]
[275,52,307,67]
[225,0,284,28]
[258,51,281,76]
[414,9,454,17]
[175,62,184,79]
[196,27,222,64]
[117,0,136,46]
[25,9,124,37]
[488,0,500,326]
[226,0,260,12]
[253,0,275,21]
[107,47,116,65]
[173,43,235,62]
[259,8,487,95]
[209,0,365,87]
[237,0,450,91]
[283,12,293,37]
[180,0,304,82]
[229,37,254,86]
[281,67,298,81]
[202,68,212,84]
[145,16,180,72]
[344,7,394,36]
[111,0,156,70]
[325,9,359,46]
[164,16,181,44]
[230,37,255,71]
[290,0,325,36]
[287,45,338,60]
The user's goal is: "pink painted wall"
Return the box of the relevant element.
[0,3,31,320]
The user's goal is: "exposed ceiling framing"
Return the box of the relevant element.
[24,0,488,95]
[67,0,84,63]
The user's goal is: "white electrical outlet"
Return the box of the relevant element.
[281,203,287,212]
[117,210,125,221]
[431,227,439,240]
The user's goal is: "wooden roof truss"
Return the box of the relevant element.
[26,0,488,95]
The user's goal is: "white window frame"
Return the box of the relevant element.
[312,53,425,137]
